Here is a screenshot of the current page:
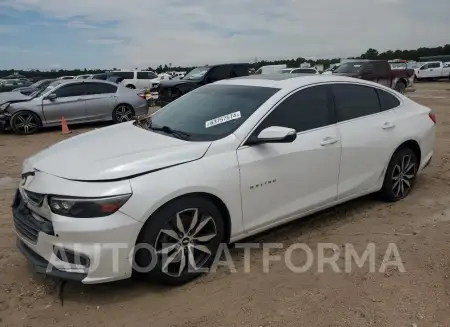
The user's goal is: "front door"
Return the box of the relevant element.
[237,84,341,232]
[42,83,87,124]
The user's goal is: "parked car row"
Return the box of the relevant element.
[0,79,148,134]
[0,79,33,93]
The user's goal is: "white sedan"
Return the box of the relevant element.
[14,75,435,285]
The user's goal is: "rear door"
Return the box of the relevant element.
[84,82,118,121]
[332,83,399,200]
[42,83,87,124]
[428,62,442,78]
[238,84,341,231]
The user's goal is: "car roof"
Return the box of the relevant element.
[216,74,390,90]
[51,79,118,86]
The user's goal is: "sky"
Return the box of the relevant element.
[0,0,449,70]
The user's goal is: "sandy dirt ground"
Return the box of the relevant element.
[1,82,450,327]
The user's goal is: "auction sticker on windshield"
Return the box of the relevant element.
[205,111,241,128]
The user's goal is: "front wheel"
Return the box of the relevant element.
[379,147,418,202]
[112,104,135,123]
[134,196,225,285]
[394,81,406,94]
[10,111,40,135]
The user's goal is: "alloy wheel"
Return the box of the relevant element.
[155,208,218,278]
[115,106,133,122]
[391,154,417,198]
[13,113,38,134]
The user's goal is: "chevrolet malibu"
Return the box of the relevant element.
[13,74,435,285]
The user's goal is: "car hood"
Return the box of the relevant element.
[24,122,211,181]
[0,91,31,104]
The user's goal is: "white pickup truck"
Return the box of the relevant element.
[414,61,450,81]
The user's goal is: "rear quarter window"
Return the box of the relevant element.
[377,89,401,111]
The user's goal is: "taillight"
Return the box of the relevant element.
[429,112,437,124]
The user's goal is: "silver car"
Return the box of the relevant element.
[0,80,148,135]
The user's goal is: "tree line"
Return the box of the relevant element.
[1,44,450,79]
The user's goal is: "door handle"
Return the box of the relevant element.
[382,122,395,130]
[320,137,338,146]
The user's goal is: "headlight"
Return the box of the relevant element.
[0,102,9,111]
[49,194,131,218]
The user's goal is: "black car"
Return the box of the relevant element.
[0,79,33,93]
[12,79,55,96]
[156,63,249,106]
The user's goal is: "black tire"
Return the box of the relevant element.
[112,104,135,123]
[134,195,225,285]
[10,111,41,135]
[379,147,418,202]
[394,81,406,94]
[125,84,136,89]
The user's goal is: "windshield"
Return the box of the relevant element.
[280,69,292,74]
[141,84,279,141]
[334,62,365,74]
[30,81,61,98]
[183,67,209,80]
[293,69,316,74]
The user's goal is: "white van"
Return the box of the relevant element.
[110,70,159,89]
[254,64,287,75]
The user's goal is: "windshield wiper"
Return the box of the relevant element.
[148,124,190,140]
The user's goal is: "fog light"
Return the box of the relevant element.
[53,246,90,267]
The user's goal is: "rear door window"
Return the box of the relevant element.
[206,66,232,82]
[377,89,401,111]
[85,82,117,95]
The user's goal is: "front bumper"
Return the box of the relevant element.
[13,175,144,284]
[0,112,10,132]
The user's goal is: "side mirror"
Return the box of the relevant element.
[46,93,57,100]
[248,126,297,145]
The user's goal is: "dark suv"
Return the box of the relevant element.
[156,63,249,106]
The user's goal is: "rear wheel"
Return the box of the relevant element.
[134,196,225,285]
[379,147,418,202]
[126,84,136,89]
[112,104,135,123]
[10,111,40,135]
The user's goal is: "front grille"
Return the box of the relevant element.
[12,190,54,243]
